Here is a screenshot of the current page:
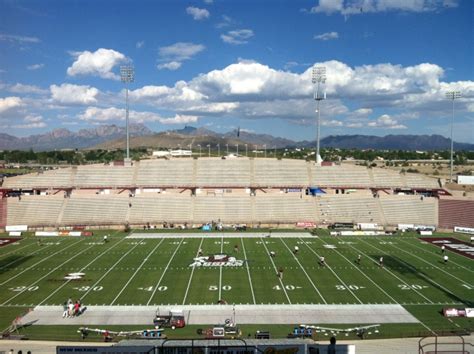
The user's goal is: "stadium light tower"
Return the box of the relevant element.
[120,65,135,162]
[446,91,462,183]
[312,66,326,165]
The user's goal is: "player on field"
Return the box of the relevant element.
[444,255,448,263]
[357,254,361,265]
[198,248,203,256]
[278,267,284,279]
[234,244,239,253]
[319,256,326,267]
[103,235,108,243]
[441,245,445,254]
[379,256,384,268]
[270,251,276,258]
[294,246,299,255]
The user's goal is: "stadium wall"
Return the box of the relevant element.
[438,198,474,229]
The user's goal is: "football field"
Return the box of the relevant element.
[0,231,473,333]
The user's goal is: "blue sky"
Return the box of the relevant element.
[0,0,473,143]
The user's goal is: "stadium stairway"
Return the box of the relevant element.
[55,198,69,226]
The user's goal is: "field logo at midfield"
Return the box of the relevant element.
[189,254,244,267]
[64,272,85,280]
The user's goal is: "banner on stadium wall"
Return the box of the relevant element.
[6,225,28,232]
[296,222,315,228]
[466,308,474,318]
[35,231,59,237]
[9,231,22,236]
[69,231,82,237]
[443,308,468,317]
[454,226,474,235]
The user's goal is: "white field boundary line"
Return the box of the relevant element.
[37,235,129,306]
[299,237,362,304]
[79,239,146,302]
[2,243,96,306]
[315,237,398,304]
[260,237,291,304]
[0,241,36,258]
[240,237,256,304]
[0,244,54,271]
[147,239,184,306]
[219,236,223,301]
[110,238,165,305]
[358,238,469,304]
[388,242,474,287]
[344,238,435,304]
[398,238,474,274]
[279,238,327,304]
[182,238,205,305]
[0,239,84,286]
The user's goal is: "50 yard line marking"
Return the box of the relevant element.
[110,238,165,305]
[279,238,327,304]
[182,238,204,305]
[38,235,128,305]
[80,238,145,302]
[147,238,184,305]
[260,237,291,304]
[0,239,84,286]
[241,237,256,304]
[219,236,224,301]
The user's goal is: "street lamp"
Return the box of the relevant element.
[236,144,239,156]
[263,144,267,158]
[120,65,135,161]
[207,144,211,157]
[312,66,326,165]
[197,144,202,157]
[245,144,248,157]
[217,143,220,157]
[226,144,229,155]
[446,91,462,183]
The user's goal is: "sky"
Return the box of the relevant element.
[0,0,473,143]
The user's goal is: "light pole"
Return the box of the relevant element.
[263,144,267,158]
[120,65,135,161]
[197,144,202,157]
[245,144,248,157]
[236,144,239,156]
[274,146,277,158]
[446,91,462,183]
[217,143,220,157]
[312,66,326,165]
[207,144,211,157]
[226,144,229,155]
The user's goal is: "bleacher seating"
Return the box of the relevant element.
[316,195,381,223]
[6,196,64,226]
[193,196,252,222]
[195,159,251,187]
[2,168,73,189]
[439,198,474,228]
[310,166,372,187]
[129,195,193,224]
[254,195,317,223]
[379,195,437,225]
[60,196,129,226]
[73,165,134,187]
[253,159,309,186]
[135,160,194,187]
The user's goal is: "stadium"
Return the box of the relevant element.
[0,157,473,353]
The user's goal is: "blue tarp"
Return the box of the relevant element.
[308,187,326,196]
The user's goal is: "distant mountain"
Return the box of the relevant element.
[317,134,474,151]
[0,124,153,151]
[1,125,473,151]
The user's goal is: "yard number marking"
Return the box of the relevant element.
[9,286,38,292]
[209,285,232,291]
[398,284,428,290]
[336,284,365,291]
[273,284,301,291]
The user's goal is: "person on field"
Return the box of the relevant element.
[379,256,384,268]
[327,336,336,354]
[103,235,108,243]
[441,245,445,254]
[198,248,203,257]
[294,246,299,255]
[278,267,284,279]
[270,251,276,258]
[319,256,326,267]
[444,255,448,263]
[357,254,361,265]
[234,244,239,253]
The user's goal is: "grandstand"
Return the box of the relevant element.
[0,157,466,230]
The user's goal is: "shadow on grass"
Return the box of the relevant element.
[0,255,33,275]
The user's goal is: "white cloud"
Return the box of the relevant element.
[13,114,46,129]
[221,29,254,45]
[27,63,45,70]
[368,114,407,129]
[78,106,198,125]
[50,84,99,105]
[310,0,459,15]
[136,41,145,49]
[157,61,182,71]
[314,31,339,41]
[0,33,40,43]
[8,83,47,95]
[67,48,127,80]
[0,96,23,113]
[157,42,205,71]
[186,6,210,20]
[216,15,235,28]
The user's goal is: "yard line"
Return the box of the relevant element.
[260,237,291,304]
[182,238,205,305]
[79,239,145,302]
[398,238,474,274]
[358,238,469,304]
[2,243,95,305]
[0,244,54,271]
[0,239,84,286]
[346,239,435,304]
[240,237,256,304]
[316,237,398,304]
[38,236,128,306]
[110,238,165,305]
[219,236,223,301]
[297,237,361,304]
[0,241,36,258]
[279,238,327,304]
[387,242,473,287]
[147,238,184,305]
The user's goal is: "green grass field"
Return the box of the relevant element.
[0,229,473,341]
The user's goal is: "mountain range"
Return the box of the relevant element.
[0,124,473,151]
